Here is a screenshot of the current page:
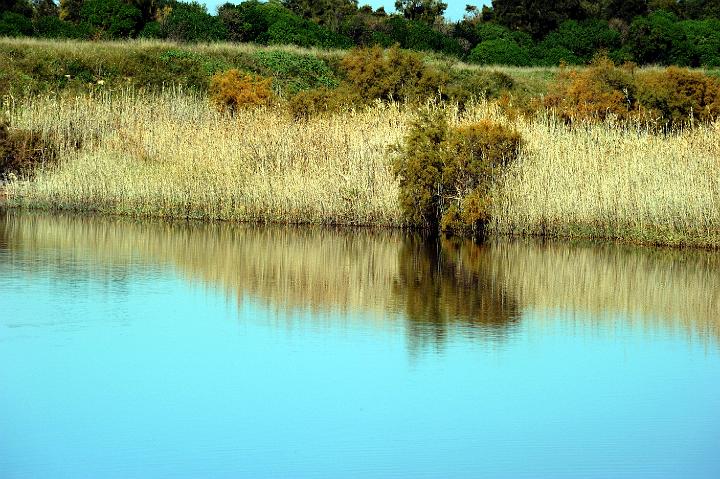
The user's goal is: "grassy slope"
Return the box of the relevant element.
[0,37,556,99]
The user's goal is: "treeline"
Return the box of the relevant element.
[3,0,720,67]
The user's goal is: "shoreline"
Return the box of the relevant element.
[4,201,719,251]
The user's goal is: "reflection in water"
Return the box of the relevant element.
[395,238,520,353]
[1,210,719,348]
[2,210,720,479]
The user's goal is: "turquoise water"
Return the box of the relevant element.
[1,211,719,478]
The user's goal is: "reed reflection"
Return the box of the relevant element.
[1,211,718,349]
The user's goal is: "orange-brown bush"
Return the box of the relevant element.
[544,58,636,122]
[635,67,720,126]
[546,59,720,127]
[0,120,56,180]
[341,45,448,103]
[209,69,274,114]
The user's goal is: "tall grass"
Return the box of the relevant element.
[4,89,720,246]
[6,90,404,225]
[492,116,720,246]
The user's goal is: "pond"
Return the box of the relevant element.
[1,210,719,478]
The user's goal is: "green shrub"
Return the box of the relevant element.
[0,11,33,37]
[209,69,275,114]
[393,112,522,236]
[469,39,531,66]
[341,45,448,103]
[532,45,582,66]
[440,120,522,235]
[403,20,463,56]
[0,120,56,179]
[262,15,352,48]
[139,20,163,39]
[447,70,515,106]
[392,109,449,229]
[253,50,338,93]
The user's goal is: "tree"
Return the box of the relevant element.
[80,0,143,37]
[603,0,648,22]
[1,0,33,15]
[538,19,621,63]
[59,0,82,21]
[491,0,586,38]
[680,0,720,19]
[394,0,447,24]
[282,0,357,32]
[161,1,227,42]
[32,0,59,18]
[627,10,687,64]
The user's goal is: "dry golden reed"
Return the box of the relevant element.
[6,90,404,226]
[491,115,720,246]
[4,89,720,246]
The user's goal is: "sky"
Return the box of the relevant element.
[200,1,492,21]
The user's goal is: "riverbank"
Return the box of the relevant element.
[5,90,720,248]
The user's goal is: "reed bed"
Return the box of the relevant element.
[5,89,720,246]
[6,90,405,226]
[491,117,720,246]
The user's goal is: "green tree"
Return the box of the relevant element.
[282,0,357,31]
[680,0,720,19]
[603,0,648,22]
[679,18,720,66]
[394,0,447,24]
[59,0,83,21]
[0,0,33,15]
[32,0,59,18]
[162,1,227,42]
[538,19,621,63]
[627,10,687,64]
[80,0,143,37]
[491,0,586,38]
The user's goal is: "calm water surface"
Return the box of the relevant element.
[1,211,719,478]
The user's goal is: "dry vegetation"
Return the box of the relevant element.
[3,88,720,246]
[492,116,720,246]
[4,90,404,226]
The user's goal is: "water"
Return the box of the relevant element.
[1,210,719,478]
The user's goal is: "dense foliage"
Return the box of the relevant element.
[6,0,720,67]
[393,110,522,236]
[545,57,720,126]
